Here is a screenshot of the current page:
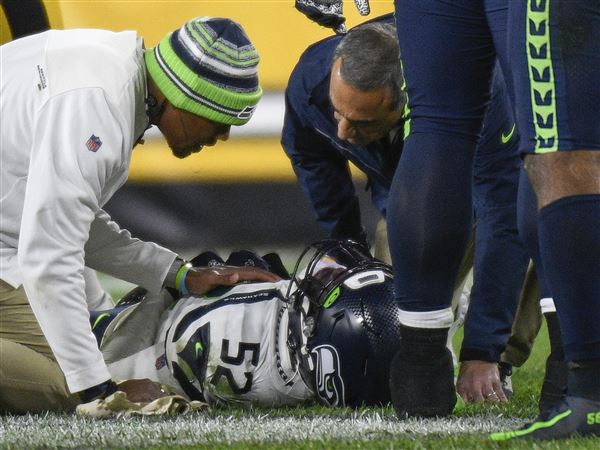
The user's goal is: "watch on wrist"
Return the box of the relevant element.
[79,379,118,403]
[164,257,189,289]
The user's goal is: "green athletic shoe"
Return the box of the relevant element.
[490,395,600,441]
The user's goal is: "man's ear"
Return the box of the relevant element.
[145,76,167,123]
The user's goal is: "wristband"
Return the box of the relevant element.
[164,257,189,289]
[79,379,118,403]
[175,262,193,296]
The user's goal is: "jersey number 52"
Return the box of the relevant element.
[211,340,261,394]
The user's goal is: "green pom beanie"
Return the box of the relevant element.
[145,17,262,126]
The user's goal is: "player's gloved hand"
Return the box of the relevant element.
[456,360,508,404]
[184,266,281,295]
[116,378,167,403]
[295,0,371,34]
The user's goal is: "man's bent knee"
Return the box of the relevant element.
[0,339,80,414]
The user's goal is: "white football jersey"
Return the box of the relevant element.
[99,280,313,407]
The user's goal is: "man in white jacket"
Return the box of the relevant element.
[0,17,280,413]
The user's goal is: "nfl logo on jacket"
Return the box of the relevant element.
[85,134,102,152]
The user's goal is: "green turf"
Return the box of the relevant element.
[2,308,598,448]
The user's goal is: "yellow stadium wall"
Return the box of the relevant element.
[0,10,9,42]
[0,1,388,246]
[2,1,394,90]
[1,1,394,182]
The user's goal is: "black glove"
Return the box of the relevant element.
[295,0,371,34]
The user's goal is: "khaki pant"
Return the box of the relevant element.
[374,219,541,365]
[501,264,543,367]
[0,279,80,414]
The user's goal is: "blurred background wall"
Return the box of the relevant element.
[1,0,394,257]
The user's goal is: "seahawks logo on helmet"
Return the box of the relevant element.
[312,344,345,407]
[287,239,403,408]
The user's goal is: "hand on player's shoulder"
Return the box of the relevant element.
[185,266,281,295]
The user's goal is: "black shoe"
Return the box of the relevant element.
[491,395,600,440]
[262,252,291,278]
[115,286,147,306]
[226,250,270,271]
[389,346,456,418]
[191,251,224,268]
[498,362,514,399]
[539,359,568,416]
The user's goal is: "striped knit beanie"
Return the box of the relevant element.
[145,17,262,126]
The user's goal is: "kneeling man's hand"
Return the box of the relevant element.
[456,360,508,404]
[185,266,281,295]
[116,378,166,403]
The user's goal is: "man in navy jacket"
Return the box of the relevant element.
[281,14,530,403]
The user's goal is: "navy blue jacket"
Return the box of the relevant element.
[282,16,401,244]
[283,14,515,242]
[282,15,529,361]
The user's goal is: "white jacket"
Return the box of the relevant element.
[0,29,176,392]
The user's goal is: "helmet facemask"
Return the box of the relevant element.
[286,239,402,407]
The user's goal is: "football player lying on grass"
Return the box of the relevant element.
[90,239,403,408]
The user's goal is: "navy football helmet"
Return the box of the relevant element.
[287,239,402,407]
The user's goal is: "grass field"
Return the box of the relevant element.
[1,286,598,449]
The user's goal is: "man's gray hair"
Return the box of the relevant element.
[333,22,405,110]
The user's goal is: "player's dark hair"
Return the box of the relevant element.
[333,22,405,111]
